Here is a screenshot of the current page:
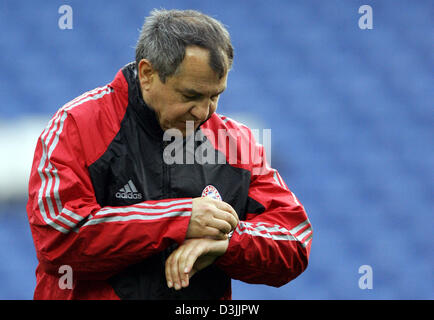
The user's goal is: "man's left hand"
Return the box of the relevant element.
[165,238,229,290]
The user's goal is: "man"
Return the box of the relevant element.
[27,9,312,299]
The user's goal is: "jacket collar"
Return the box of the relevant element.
[121,62,165,140]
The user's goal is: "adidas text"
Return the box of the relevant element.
[115,192,142,200]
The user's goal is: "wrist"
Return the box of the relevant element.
[212,238,229,257]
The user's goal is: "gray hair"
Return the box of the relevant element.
[135,9,234,82]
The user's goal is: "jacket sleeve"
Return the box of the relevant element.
[26,111,192,280]
[215,136,313,287]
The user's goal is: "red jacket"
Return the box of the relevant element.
[26,62,312,299]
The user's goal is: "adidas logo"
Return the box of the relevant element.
[115,180,142,200]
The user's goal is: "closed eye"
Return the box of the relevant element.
[183,94,201,101]
[179,88,225,102]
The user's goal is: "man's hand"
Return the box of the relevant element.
[186,197,238,240]
[165,238,229,290]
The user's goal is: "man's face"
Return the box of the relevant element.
[138,46,228,136]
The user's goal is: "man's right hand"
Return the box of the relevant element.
[186,197,239,240]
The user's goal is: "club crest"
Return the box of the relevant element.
[201,185,222,201]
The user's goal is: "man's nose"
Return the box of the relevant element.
[190,100,210,121]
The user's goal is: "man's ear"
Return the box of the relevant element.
[138,59,155,91]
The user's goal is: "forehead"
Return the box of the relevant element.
[169,46,227,94]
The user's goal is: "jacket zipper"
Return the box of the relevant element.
[162,141,170,198]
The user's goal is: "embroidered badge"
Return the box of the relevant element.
[201,185,222,201]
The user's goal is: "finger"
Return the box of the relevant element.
[177,244,199,288]
[212,208,239,231]
[202,226,228,240]
[165,252,174,289]
[214,201,238,221]
[166,247,185,290]
[177,245,196,288]
[166,249,182,289]
[183,243,206,276]
[206,215,232,234]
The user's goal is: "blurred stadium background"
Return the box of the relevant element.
[0,0,432,299]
